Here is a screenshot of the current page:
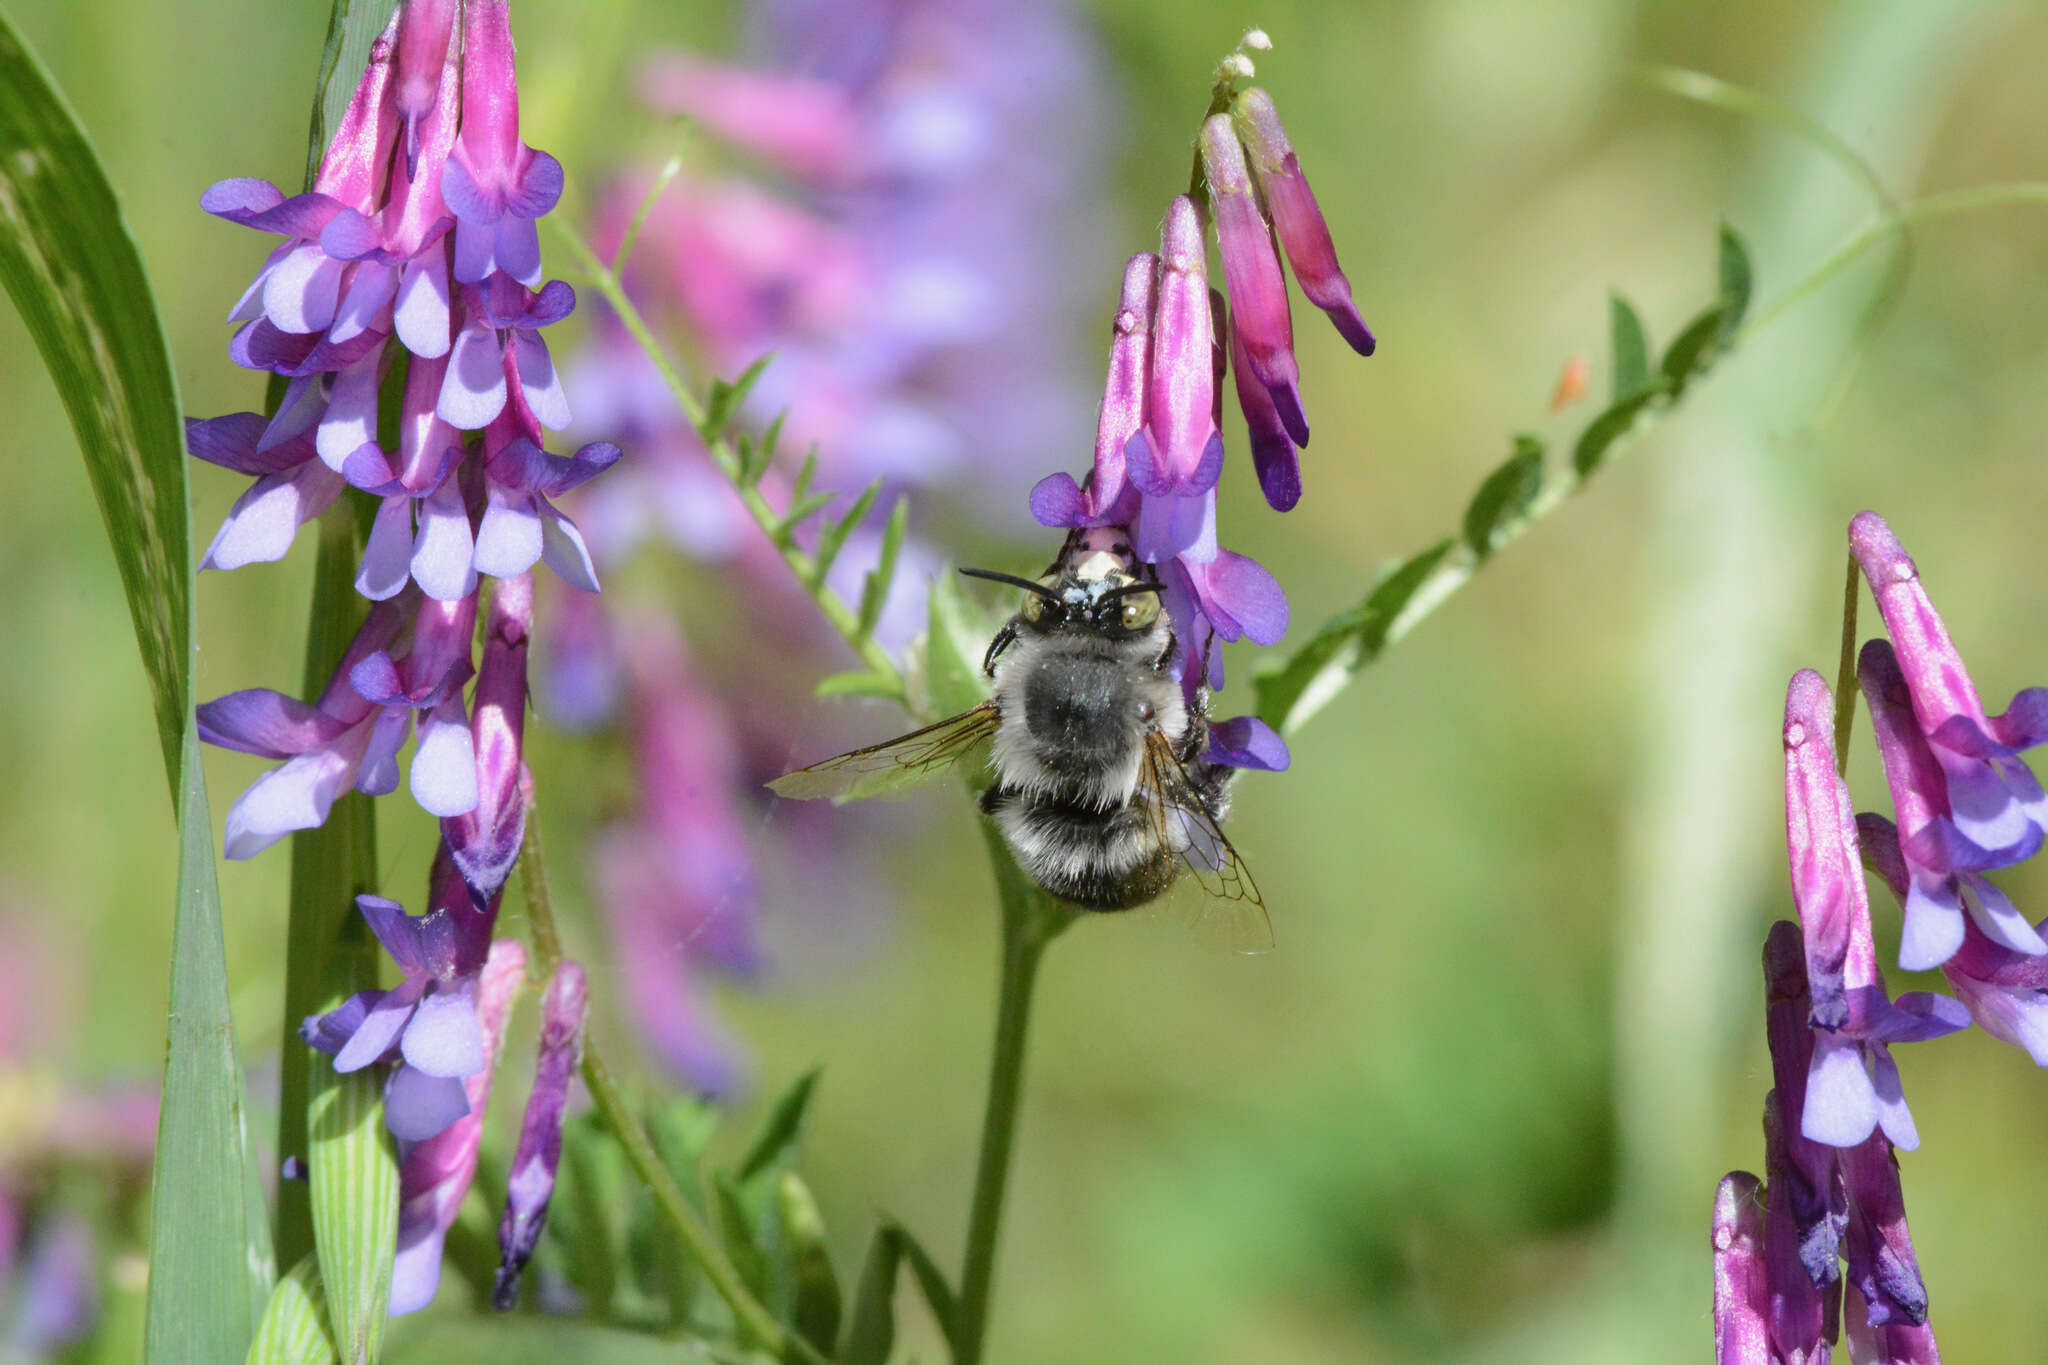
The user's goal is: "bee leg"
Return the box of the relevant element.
[1177,688,1211,764]
[978,783,1010,816]
[1153,625,1178,673]
[981,622,1019,677]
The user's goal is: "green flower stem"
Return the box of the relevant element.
[547,219,906,703]
[954,824,1077,1365]
[1833,547,1861,774]
[514,811,827,1365]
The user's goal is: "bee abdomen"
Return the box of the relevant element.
[982,788,1180,911]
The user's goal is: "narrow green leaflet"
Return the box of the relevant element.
[1571,383,1665,479]
[699,355,775,443]
[856,494,910,639]
[1717,222,1753,344]
[890,1220,959,1355]
[837,1223,905,1365]
[1462,435,1545,557]
[0,10,189,788]
[738,1068,823,1182]
[1609,294,1650,399]
[145,727,270,1362]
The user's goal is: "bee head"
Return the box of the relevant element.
[959,565,1165,637]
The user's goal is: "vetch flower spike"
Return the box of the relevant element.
[1850,511,2048,863]
[1230,87,1375,356]
[1858,639,2046,971]
[390,936,526,1315]
[1126,196,1224,521]
[1782,671,1968,1150]
[494,959,586,1309]
[1762,921,1847,1295]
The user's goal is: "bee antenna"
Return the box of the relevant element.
[1101,581,1165,601]
[958,567,1061,602]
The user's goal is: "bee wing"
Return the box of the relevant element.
[1140,731,1274,954]
[769,703,1000,803]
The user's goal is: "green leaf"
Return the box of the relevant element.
[1252,537,1457,736]
[1571,383,1665,479]
[1718,221,1754,343]
[309,1057,399,1364]
[146,725,268,1363]
[1461,435,1545,557]
[925,572,996,719]
[551,1113,631,1321]
[814,670,901,700]
[739,411,786,489]
[714,1173,770,1299]
[248,1257,338,1365]
[737,1068,822,1183]
[1657,301,1733,401]
[774,1173,842,1355]
[810,478,881,588]
[1608,294,1649,401]
[837,1224,904,1365]
[889,1220,958,1354]
[698,354,774,443]
[0,9,190,790]
[856,495,909,640]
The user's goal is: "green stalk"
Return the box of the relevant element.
[953,825,1075,1365]
[515,812,827,1365]
[1833,548,1861,775]
[275,507,380,1268]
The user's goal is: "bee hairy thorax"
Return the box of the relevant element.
[982,628,1202,910]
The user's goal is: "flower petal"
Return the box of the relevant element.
[333,978,426,1072]
[438,317,508,429]
[198,688,352,759]
[401,980,485,1078]
[473,488,543,578]
[395,250,453,358]
[538,499,601,593]
[1800,1033,1878,1148]
[411,475,478,601]
[384,1064,471,1143]
[411,693,481,818]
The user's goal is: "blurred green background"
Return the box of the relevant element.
[6,1,2048,1360]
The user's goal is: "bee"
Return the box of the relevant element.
[770,531,1270,951]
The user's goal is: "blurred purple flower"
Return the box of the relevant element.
[595,620,758,1094]
[300,853,496,1142]
[1781,670,1968,1151]
[494,959,586,1309]
[1851,511,2048,865]
[1,1212,96,1357]
[390,936,526,1315]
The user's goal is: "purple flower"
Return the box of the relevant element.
[1782,670,1968,1150]
[1858,639,2045,971]
[1230,86,1375,358]
[493,959,586,1309]
[390,936,526,1315]
[1843,1286,1942,1365]
[444,573,532,905]
[1862,811,2048,1067]
[300,852,496,1142]
[440,0,563,290]
[636,55,858,185]
[1712,1171,1771,1365]
[437,275,577,435]
[188,410,347,571]
[1761,922,1847,1304]
[472,410,616,592]
[1127,196,1224,524]
[1850,511,2048,864]
[344,352,476,601]
[1029,253,1155,532]
[1201,113,1306,449]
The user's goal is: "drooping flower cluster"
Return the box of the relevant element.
[533,0,1110,1088]
[1714,513,2048,1360]
[192,0,597,1313]
[1030,37,1371,765]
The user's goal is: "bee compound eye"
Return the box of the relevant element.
[1022,593,1045,622]
[1120,592,1160,629]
